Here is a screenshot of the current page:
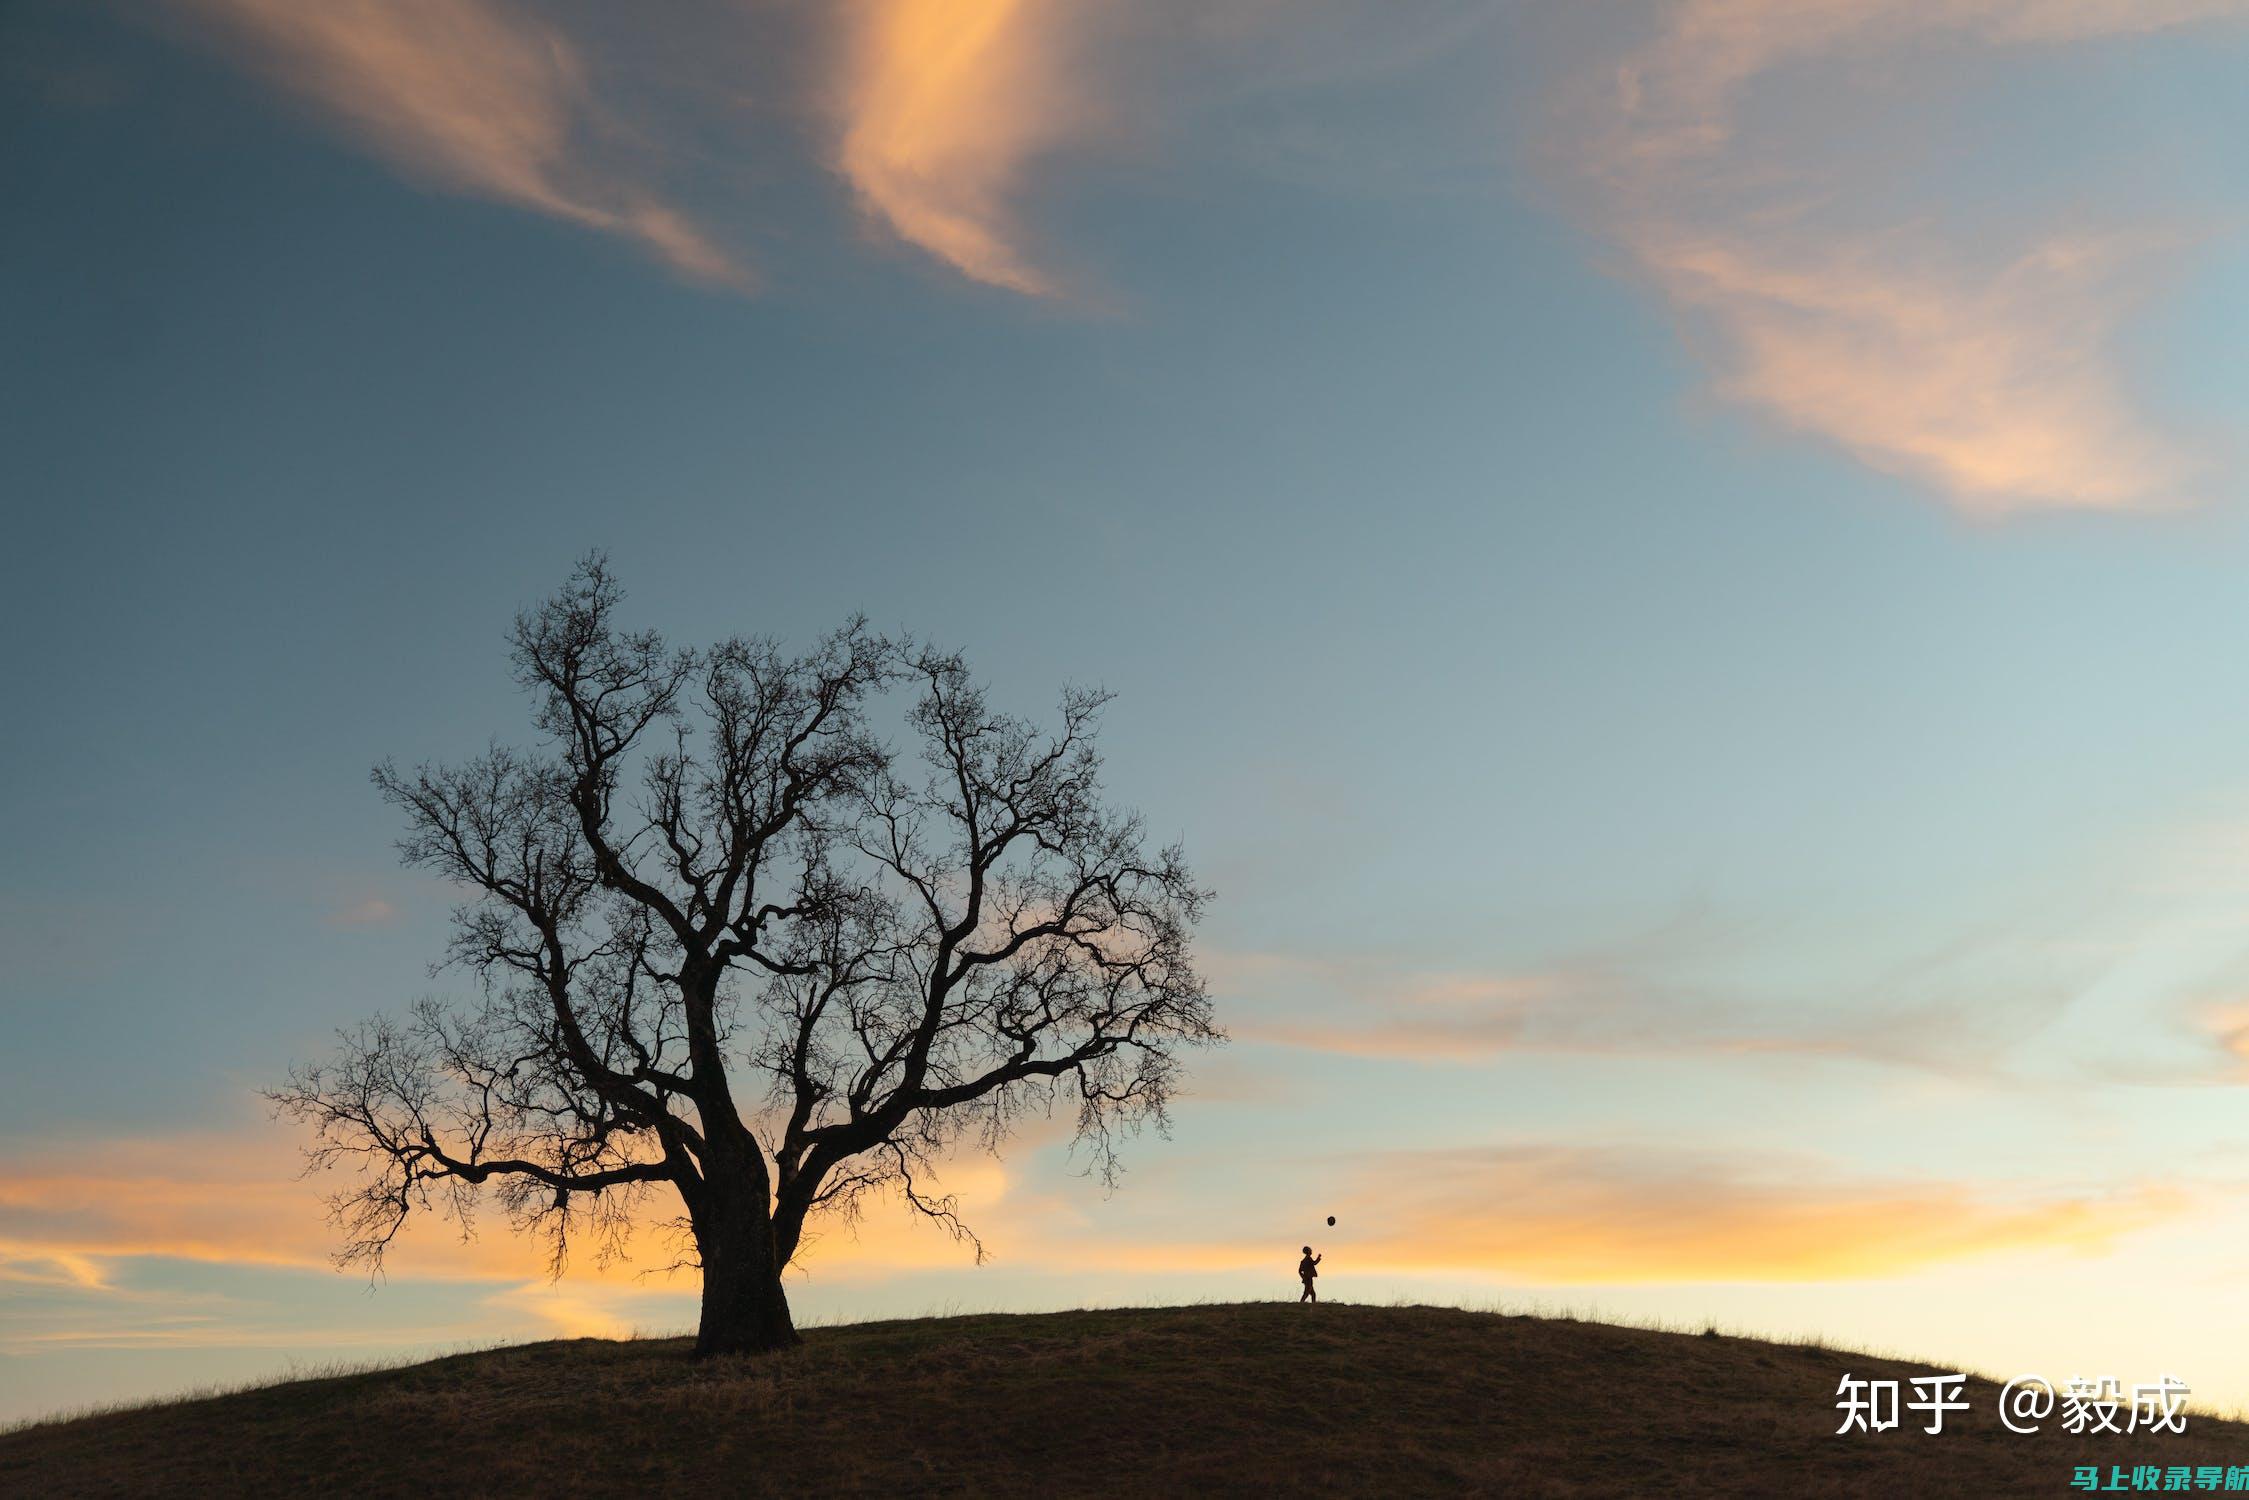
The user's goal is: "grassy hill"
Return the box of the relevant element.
[4,1302,2244,1496]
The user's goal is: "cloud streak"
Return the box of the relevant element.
[995,1141,2193,1284]
[1224,798,2249,1087]
[834,0,1088,294]
[1216,935,2073,1078]
[171,0,1097,297]
[1338,1144,2188,1282]
[171,0,750,289]
[1570,0,2246,513]
[0,1127,1024,1293]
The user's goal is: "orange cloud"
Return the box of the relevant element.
[0,1126,1028,1295]
[1568,0,2247,513]
[0,1133,341,1274]
[0,1246,109,1291]
[2188,1001,2249,1079]
[835,0,1087,294]
[1336,1145,2188,1283]
[485,1281,653,1340]
[0,1127,1045,1356]
[0,1129,669,1287]
[972,1143,2193,1286]
[1640,229,2193,512]
[171,0,750,289]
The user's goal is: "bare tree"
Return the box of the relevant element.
[273,558,1219,1354]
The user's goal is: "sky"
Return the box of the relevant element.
[8,0,2249,1426]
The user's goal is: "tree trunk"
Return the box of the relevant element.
[693,1202,799,1356]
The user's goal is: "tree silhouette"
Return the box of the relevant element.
[273,558,1219,1354]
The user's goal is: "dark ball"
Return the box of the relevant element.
[1326,1215,1336,1226]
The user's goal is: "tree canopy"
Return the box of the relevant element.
[274,558,1220,1351]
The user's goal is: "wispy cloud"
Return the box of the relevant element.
[484,1280,665,1340]
[0,1131,410,1277]
[171,0,1100,297]
[1226,802,2249,1085]
[828,0,1524,293]
[169,0,750,289]
[1215,932,2072,1077]
[0,1245,110,1291]
[1568,0,2246,513]
[1638,229,2194,511]
[834,0,1087,294]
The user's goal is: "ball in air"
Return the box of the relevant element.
[1326,1215,1336,1227]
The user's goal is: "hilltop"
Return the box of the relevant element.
[4,1303,2243,1496]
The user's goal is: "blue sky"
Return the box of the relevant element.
[9,0,2249,1424]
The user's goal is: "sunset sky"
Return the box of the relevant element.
[11,0,2249,1424]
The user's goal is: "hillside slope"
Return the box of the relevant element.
[4,1303,2244,1496]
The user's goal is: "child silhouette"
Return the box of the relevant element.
[1298,1246,1322,1303]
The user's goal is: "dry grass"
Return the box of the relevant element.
[3,1302,2243,1496]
